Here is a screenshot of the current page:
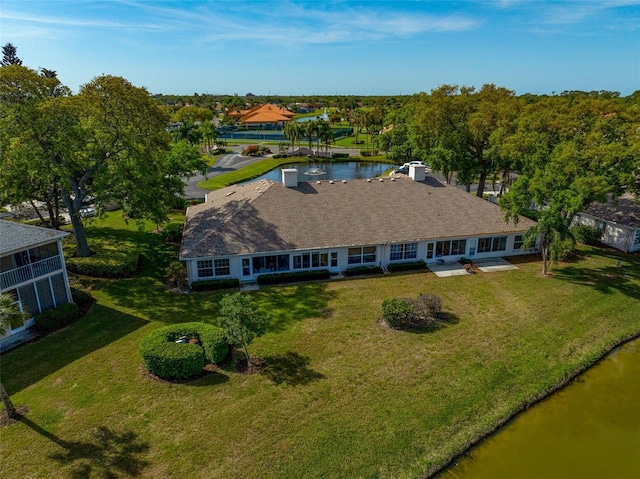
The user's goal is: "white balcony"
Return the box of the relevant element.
[0,255,63,290]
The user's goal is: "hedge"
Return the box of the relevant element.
[34,302,79,333]
[331,152,350,158]
[257,269,331,285]
[571,225,602,245]
[70,287,94,308]
[343,265,384,277]
[64,238,139,278]
[190,278,240,291]
[139,322,229,380]
[387,260,426,272]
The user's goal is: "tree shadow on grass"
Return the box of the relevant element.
[260,351,325,386]
[551,249,640,299]
[256,282,337,333]
[2,305,149,395]
[19,416,150,478]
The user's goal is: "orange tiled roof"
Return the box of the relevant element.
[230,103,294,123]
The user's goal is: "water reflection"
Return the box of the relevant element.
[441,339,640,479]
[245,162,393,183]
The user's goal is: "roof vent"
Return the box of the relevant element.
[391,177,395,181]
[316,181,321,184]
[409,164,426,181]
[342,180,347,184]
[379,178,384,182]
[367,179,372,182]
[225,190,236,197]
[282,168,298,188]
[329,180,334,184]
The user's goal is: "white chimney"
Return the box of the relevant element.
[409,165,426,181]
[282,168,298,187]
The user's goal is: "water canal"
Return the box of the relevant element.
[438,337,640,478]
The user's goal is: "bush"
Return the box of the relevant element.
[190,278,240,291]
[161,223,183,242]
[381,298,415,328]
[70,287,94,308]
[387,260,426,272]
[257,269,331,285]
[65,238,139,278]
[272,153,288,159]
[34,303,79,333]
[382,294,442,329]
[139,322,228,379]
[343,265,384,277]
[571,225,602,245]
[360,150,372,157]
[332,152,350,158]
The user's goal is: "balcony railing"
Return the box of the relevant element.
[0,255,63,290]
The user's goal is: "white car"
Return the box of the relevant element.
[402,161,428,168]
[79,206,96,218]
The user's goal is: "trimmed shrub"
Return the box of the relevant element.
[65,238,139,278]
[161,223,183,242]
[382,294,443,329]
[190,278,240,291]
[360,150,372,157]
[331,152,350,158]
[70,287,94,308]
[571,225,602,245]
[387,260,426,272]
[34,303,79,333]
[139,322,228,380]
[343,265,384,277]
[257,269,331,285]
[381,298,415,328]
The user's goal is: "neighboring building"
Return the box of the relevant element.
[228,103,295,125]
[0,220,73,347]
[180,167,538,284]
[574,193,640,253]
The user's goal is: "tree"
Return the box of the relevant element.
[283,121,301,153]
[199,121,220,155]
[409,84,518,196]
[500,95,639,274]
[0,293,28,419]
[302,120,318,152]
[1,68,202,257]
[1,43,22,66]
[218,292,269,366]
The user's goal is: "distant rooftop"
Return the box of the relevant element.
[0,220,69,256]
[583,193,640,228]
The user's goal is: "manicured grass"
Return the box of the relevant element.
[1,214,639,478]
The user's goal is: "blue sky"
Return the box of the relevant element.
[1,0,639,96]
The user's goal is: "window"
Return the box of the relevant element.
[214,259,230,276]
[197,260,213,278]
[634,230,640,245]
[17,283,39,317]
[347,246,376,265]
[390,243,417,261]
[426,243,435,259]
[253,255,289,273]
[330,251,338,268]
[478,236,508,253]
[514,235,524,250]
[242,258,251,276]
[293,251,332,270]
[51,273,69,306]
[436,239,467,257]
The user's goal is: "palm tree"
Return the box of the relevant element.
[199,121,219,155]
[0,293,28,419]
[302,120,318,153]
[317,120,334,154]
[283,121,301,154]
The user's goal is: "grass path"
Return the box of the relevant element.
[1,213,639,478]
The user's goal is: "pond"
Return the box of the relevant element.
[438,337,640,478]
[245,161,395,184]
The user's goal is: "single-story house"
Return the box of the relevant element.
[179,166,538,284]
[574,193,640,253]
[0,220,73,349]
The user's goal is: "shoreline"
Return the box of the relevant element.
[426,330,640,478]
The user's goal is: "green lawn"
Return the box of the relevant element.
[1,213,639,478]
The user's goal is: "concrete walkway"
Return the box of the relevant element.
[427,258,519,277]
[473,257,519,273]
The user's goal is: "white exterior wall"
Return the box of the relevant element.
[575,213,639,253]
[185,233,532,284]
[0,239,72,340]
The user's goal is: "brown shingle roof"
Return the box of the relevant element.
[180,175,537,259]
[583,193,640,228]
